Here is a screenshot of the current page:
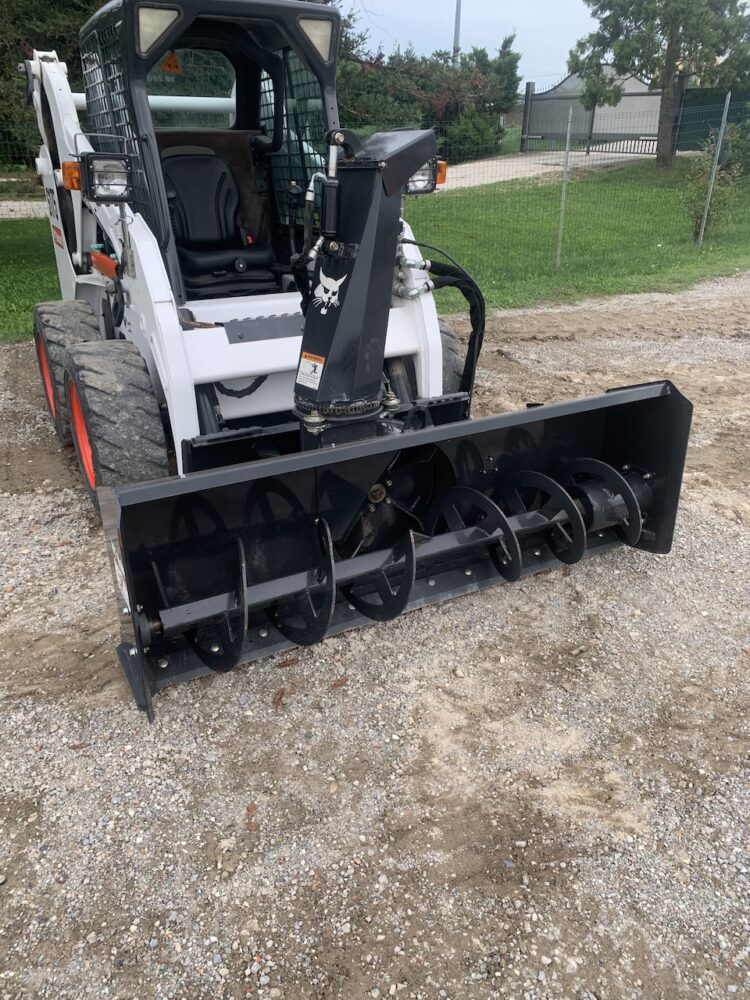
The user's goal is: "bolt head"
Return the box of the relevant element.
[334,131,345,144]
[210,642,221,654]
[427,578,436,587]
[464,568,472,576]
[533,549,542,557]
[259,627,269,639]
[157,657,169,670]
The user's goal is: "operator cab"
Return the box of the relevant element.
[146,24,327,299]
[78,0,338,304]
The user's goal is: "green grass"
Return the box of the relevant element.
[405,158,750,311]
[2,159,750,342]
[0,219,60,341]
[499,125,521,156]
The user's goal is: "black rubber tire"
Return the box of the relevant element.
[63,340,169,509]
[33,300,99,445]
[438,317,464,394]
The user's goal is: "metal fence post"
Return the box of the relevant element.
[585,106,595,155]
[555,107,573,273]
[520,82,535,153]
[697,90,732,252]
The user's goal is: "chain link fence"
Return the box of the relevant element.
[2,97,750,309]
[398,98,750,304]
[0,123,45,221]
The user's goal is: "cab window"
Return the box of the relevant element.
[146,49,236,128]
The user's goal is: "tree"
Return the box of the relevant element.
[486,35,522,113]
[0,0,102,164]
[569,0,750,166]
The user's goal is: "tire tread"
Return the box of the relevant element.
[33,300,99,445]
[438,316,464,394]
[64,340,169,504]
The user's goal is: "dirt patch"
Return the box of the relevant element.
[1,273,749,999]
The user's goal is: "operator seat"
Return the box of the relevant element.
[161,148,276,298]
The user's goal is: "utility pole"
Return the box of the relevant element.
[452,0,462,67]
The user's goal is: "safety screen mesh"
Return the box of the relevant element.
[81,20,153,228]
[260,51,326,225]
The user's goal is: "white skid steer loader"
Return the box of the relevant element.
[25,0,692,718]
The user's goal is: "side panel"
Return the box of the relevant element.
[123,216,201,463]
[399,220,443,397]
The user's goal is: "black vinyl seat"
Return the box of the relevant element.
[162,151,276,298]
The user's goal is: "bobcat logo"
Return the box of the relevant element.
[312,269,347,315]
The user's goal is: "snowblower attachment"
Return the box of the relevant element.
[102,380,691,719]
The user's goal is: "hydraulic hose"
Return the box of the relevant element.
[291,172,326,314]
[401,238,486,397]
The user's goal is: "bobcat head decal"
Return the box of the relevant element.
[312,269,347,315]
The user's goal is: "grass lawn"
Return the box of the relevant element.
[2,159,750,341]
[405,158,750,311]
[0,219,60,341]
[499,125,521,155]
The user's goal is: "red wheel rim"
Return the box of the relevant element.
[36,337,56,417]
[68,382,96,489]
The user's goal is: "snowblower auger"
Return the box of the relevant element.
[102,378,691,719]
[26,0,692,717]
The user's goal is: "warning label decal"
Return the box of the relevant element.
[296,351,326,390]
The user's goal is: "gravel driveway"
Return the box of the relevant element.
[442,148,654,190]
[1,274,749,999]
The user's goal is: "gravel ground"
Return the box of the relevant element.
[0,200,46,221]
[442,148,655,191]
[1,274,749,1000]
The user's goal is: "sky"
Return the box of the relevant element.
[349,0,597,87]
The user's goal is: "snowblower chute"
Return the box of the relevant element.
[103,379,691,719]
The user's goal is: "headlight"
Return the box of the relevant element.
[406,158,438,195]
[81,153,133,203]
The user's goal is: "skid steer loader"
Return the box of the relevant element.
[25,0,692,719]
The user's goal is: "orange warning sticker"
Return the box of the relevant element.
[296,352,326,390]
[160,51,182,75]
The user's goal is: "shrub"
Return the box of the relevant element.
[726,120,750,174]
[441,109,504,165]
[683,137,741,240]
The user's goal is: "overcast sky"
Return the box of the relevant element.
[350,0,597,87]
